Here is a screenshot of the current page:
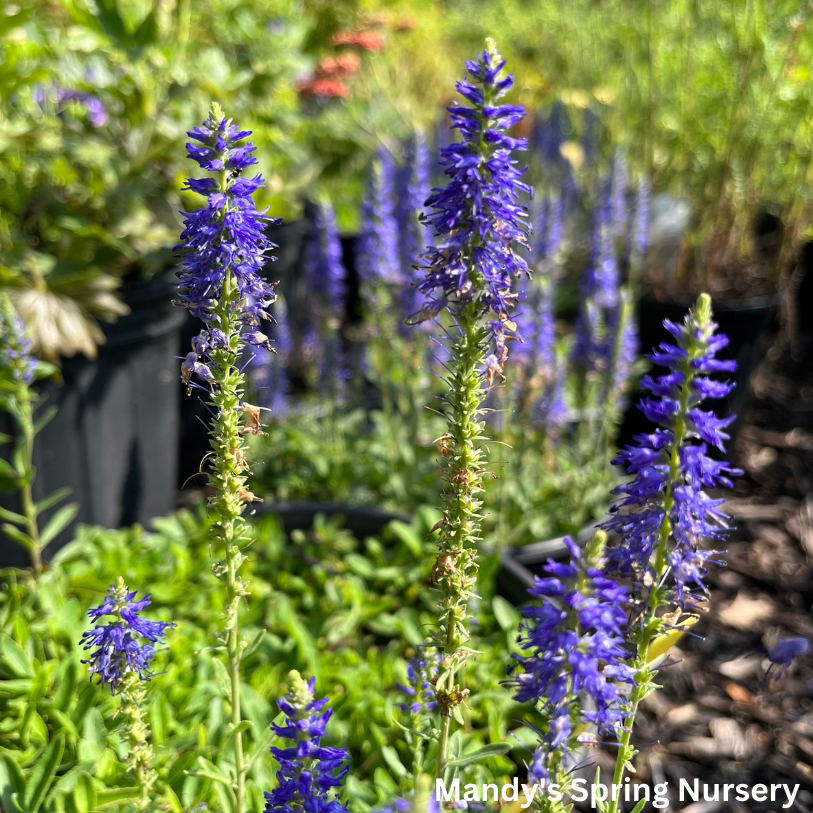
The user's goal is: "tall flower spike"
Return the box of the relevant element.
[600,295,742,813]
[305,201,346,317]
[175,104,277,349]
[358,147,400,286]
[264,671,350,813]
[80,578,174,809]
[414,39,530,349]
[397,132,431,321]
[508,533,633,788]
[601,294,742,605]
[0,295,37,386]
[410,40,530,780]
[174,104,276,812]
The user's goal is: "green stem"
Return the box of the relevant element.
[433,303,486,778]
[203,164,252,811]
[120,672,153,810]
[16,387,42,573]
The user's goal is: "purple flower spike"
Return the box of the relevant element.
[507,534,634,783]
[0,295,37,385]
[358,147,401,286]
[396,652,439,715]
[306,202,346,315]
[413,41,530,349]
[174,104,278,357]
[80,578,174,694]
[601,294,742,606]
[264,671,350,813]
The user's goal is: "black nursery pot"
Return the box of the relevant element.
[0,272,186,568]
[617,292,778,450]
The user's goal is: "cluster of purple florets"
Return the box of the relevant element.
[358,147,401,287]
[80,582,174,694]
[0,298,37,385]
[175,110,278,387]
[265,673,350,813]
[35,85,108,128]
[509,538,633,780]
[416,47,530,348]
[396,653,439,716]
[602,304,742,604]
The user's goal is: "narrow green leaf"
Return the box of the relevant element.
[35,487,72,515]
[0,754,25,813]
[1,524,33,552]
[381,746,409,779]
[241,629,265,662]
[72,773,96,813]
[211,657,232,700]
[629,799,648,813]
[0,635,33,678]
[96,788,143,807]
[52,659,77,713]
[33,406,57,434]
[0,507,26,525]
[492,596,519,632]
[40,504,79,547]
[445,742,512,769]
[25,733,64,813]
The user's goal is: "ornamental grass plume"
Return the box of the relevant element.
[173,102,278,810]
[80,578,174,808]
[264,671,350,813]
[409,39,530,777]
[600,294,741,812]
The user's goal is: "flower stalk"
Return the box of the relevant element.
[411,40,530,777]
[601,293,741,812]
[175,102,278,810]
[80,577,174,809]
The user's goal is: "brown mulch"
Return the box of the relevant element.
[593,342,813,812]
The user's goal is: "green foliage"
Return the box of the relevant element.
[0,507,534,812]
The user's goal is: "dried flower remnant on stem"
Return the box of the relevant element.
[410,39,529,779]
[80,578,174,808]
[174,102,278,812]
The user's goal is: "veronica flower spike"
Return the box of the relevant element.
[508,532,633,799]
[601,294,742,813]
[174,102,277,811]
[80,578,174,808]
[264,671,350,813]
[409,39,530,778]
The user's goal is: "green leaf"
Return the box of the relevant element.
[0,754,25,813]
[241,629,265,662]
[492,596,519,632]
[381,746,409,779]
[52,659,77,713]
[33,406,57,434]
[445,742,512,769]
[629,800,648,813]
[40,504,79,547]
[211,657,232,700]
[25,733,64,813]
[0,506,26,525]
[96,787,143,808]
[72,773,96,813]
[35,487,72,515]
[150,691,171,746]
[1,524,33,552]
[0,634,33,678]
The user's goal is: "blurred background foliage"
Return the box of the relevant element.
[2,0,812,356]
